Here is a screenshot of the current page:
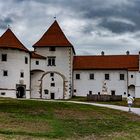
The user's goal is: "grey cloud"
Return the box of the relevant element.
[99,19,136,33]
[0,0,140,54]
[0,17,13,29]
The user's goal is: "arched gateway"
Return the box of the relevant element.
[39,71,67,99]
[128,85,135,98]
[16,86,25,98]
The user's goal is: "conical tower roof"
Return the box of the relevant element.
[33,20,74,48]
[0,28,29,52]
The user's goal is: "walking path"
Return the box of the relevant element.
[67,101,140,116]
[29,99,140,116]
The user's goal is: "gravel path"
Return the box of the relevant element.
[67,101,140,116]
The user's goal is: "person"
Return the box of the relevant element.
[126,94,134,112]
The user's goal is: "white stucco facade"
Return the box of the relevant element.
[1,21,140,100]
[0,49,30,98]
[30,47,74,99]
[73,70,140,98]
[1,47,140,99]
[73,70,127,97]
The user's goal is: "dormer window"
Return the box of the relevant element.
[2,54,7,61]
[49,47,56,51]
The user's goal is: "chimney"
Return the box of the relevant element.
[101,51,104,56]
[126,51,130,55]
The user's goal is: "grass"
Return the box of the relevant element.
[0,98,140,140]
[70,96,140,108]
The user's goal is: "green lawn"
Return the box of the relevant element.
[0,98,140,140]
[70,96,140,108]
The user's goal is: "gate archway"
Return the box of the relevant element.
[39,71,67,99]
[16,86,25,98]
[128,85,135,98]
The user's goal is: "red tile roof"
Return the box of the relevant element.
[33,20,75,53]
[73,55,139,71]
[0,28,29,52]
[31,51,46,59]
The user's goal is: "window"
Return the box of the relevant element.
[120,74,124,80]
[3,70,8,76]
[1,92,5,95]
[25,57,28,64]
[49,47,56,51]
[89,91,92,95]
[36,60,39,65]
[47,57,56,66]
[111,90,115,95]
[44,89,48,94]
[76,74,80,79]
[50,73,54,77]
[105,74,109,80]
[2,54,7,61]
[51,83,55,87]
[20,72,24,78]
[131,75,133,78]
[89,73,94,80]
[74,89,76,92]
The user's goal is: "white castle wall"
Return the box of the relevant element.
[135,72,140,98]
[73,70,128,97]
[31,70,44,98]
[0,49,30,98]
[42,73,64,99]
[31,58,46,71]
[128,71,136,86]
[31,47,74,99]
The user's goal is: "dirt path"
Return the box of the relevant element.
[67,101,140,116]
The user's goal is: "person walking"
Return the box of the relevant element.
[126,94,134,112]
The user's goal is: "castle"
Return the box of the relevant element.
[0,20,140,99]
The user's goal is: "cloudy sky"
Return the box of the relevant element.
[0,0,140,55]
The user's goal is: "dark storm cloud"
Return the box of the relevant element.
[0,0,140,54]
[77,1,140,34]
[13,0,140,34]
[99,19,136,33]
[0,17,13,29]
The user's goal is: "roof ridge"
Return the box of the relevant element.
[75,54,139,57]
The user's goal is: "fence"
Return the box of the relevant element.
[87,94,122,101]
